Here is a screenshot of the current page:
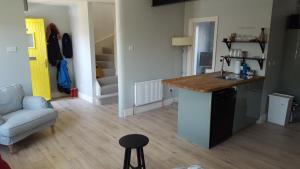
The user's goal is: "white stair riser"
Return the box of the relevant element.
[102,68,116,77]
[101,84,118,95]
[103,47,114,54]
[96,47,118,101]
[96,61,115,69]
[99,95,118,105]
[98,76,118,86]
[96,54,114,61]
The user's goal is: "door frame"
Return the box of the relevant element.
[186,16,219,75]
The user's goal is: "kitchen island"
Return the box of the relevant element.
[163,72,265,149]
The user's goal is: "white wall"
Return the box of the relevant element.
[184,0,274,76]
[26,3,71,35]
[69,1,96,103]
[91,2,115,43]
[0,0,32,95]
[116,0,185,117]
[25,3,75,98]
[260,0,298,116]
[91,2,115,55]
[184,0,299,118]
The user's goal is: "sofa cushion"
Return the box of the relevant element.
[0,84,25,116]
[0,109,58,137]
[23,96,48,110]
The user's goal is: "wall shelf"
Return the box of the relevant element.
[222,28,267,70]
[222,39,267,54]
[221,56,265,70]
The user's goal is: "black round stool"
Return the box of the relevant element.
[119,134,149,169]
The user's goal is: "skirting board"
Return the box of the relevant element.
[78,92,94,103]
[257,113,267,124]
[123,98,178,117]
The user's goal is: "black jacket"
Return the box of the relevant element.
[62,33,73,58]
[47,31,62,66]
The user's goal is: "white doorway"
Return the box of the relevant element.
[187,17,218,75]
[91,2,118,105]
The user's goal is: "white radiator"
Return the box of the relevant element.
[134,79,163,107]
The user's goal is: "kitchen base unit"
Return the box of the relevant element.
[163,72,265,149]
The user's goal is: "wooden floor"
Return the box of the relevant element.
[1,98,300,169]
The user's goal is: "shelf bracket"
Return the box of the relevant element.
[223,56,231,66]
[225,57,231,66]
[257,59,264,70]
[222,39,232,50]
[225,42,231,51]
[259,41,266,53]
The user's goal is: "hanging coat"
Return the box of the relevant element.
[46,23,61,41]
[57,59,72,92]
[62,33,73,58]
[47,24,62,66]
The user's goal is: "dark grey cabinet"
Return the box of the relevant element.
[210,88,236,148]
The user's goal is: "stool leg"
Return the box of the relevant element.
[140,148,146,169]
[123,148,131,169]
[51,125,55,134]
[136,148,142,167]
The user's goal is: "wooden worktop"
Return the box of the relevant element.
[162,72,265,93]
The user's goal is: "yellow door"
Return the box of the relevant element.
[26,18,51,100]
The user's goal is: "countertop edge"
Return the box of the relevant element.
[162,74,265,93]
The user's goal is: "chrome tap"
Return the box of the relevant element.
[220,58,225,77]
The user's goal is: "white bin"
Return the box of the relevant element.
[268,93,294,126]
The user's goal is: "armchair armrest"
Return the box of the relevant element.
[22,96,48,110]
[0,116,6,125]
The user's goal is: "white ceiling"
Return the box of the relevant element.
[28,0,115,5]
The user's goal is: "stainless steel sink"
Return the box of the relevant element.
[216,74,242,81]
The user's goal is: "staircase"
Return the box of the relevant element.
[96,47,118,104]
